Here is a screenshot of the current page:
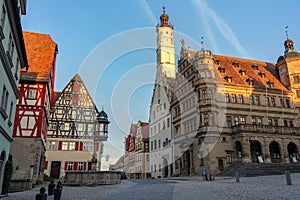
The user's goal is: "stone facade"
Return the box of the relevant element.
[9,138,44,191]
[171,36,300,177]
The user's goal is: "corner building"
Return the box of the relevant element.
[172,35,300,177]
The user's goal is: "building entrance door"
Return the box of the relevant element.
[218,159,224,171]
[50,161,61,179]
[250,140,262,163]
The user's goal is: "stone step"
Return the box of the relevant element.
[217,163,300,177]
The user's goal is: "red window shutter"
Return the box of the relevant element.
[44,161,48,170]
[96,143,99,151]
[75,142,79,150]
[58,141,62,150]
[72,95,78,105]
[80,142,83,151]
[74,162,78,171]
[64,161,68,170]
[83,162,87,171]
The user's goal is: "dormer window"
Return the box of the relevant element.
[225,75,233,83]
[232,61,239,68]
[214,58,220,65]
[258,71,266,78]
[239,69,246,76]
[251,64,258,70]
[246,77,254,86]
[267,80,274,88]
[218,66,225,73]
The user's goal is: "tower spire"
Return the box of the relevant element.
[285,25,289,40]
[201,36,204,50]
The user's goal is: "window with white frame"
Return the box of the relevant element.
[49,141,57,150]
[231,94,237,103]
[28,89,37,99]
[224,93,230,102]
[240,117,245,124]
[62,142,68,150]
[69,142,75,150]
[204,113,209,125]
[238,95,243,104]
[234,117,239,125]
[78,162,84,170]
[67,162,74,170]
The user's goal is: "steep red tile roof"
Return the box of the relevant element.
[181,47,288,91]
[213,54,288,91]
[21,31,58,82]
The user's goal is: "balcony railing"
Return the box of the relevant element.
[232,124,300,135]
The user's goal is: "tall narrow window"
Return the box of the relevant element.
[234,117,239,125]
[271,98,276,107]
[202,90,207,99]
[8,102,13,125]
[224,93,230,103]
[266,97,270,106]
[204,113,209,126]
[293,75,299,84]
[1,5,6,28]
[231,94,237,103]
[78,162,84,170]
[238,95,243,104]
[286,99,291,108]
[67,162,74,170]
[1,85,6,109]
[226,116,232,127]
[15,58,19,80]
[255,96,260,105]
[7,34,13,58]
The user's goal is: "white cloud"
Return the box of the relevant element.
[191,0,250,57]
[138,0,158,26]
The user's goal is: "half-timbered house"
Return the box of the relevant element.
[10,31,58,190]
[44,74,109,179]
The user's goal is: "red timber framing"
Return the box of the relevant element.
[13,83,49,138]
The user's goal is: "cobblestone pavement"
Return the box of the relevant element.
[2,173,300,200]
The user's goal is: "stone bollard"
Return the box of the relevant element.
[285,170,292,185]
[235,171,240,182]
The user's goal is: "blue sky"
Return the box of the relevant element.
[22,0,300,168]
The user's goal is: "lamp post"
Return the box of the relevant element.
[92,108,110,171]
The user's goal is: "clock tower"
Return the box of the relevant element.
[156,6,176,82]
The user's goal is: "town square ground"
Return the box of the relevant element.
[2,173,300,200]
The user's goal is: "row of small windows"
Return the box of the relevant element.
[181,96,196,112]
[150,138,171,151]
[175,118,198,136]
[226,115,294,127]
[224,93,291,108]
[150,118,170,135]
[150,164,162,173]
